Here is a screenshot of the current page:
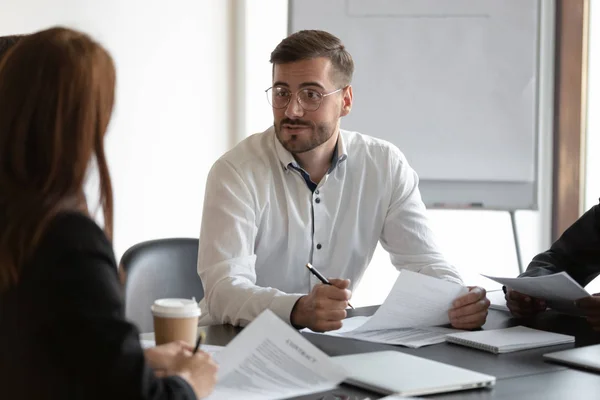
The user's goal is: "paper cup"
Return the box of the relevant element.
[151,298,201,346]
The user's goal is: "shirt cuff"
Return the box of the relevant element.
[269,293,304,325]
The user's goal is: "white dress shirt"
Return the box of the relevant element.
[197,126,463,326]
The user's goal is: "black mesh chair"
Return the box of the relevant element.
[120,238,204,333]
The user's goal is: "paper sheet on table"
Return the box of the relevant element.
[303,271,467,347]
[354,270,468,332]
[483,272,589,313]
[333,320,462,348]
[303,317,459,348]
[205,309,347,400]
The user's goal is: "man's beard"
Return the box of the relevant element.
[274,118,336,154]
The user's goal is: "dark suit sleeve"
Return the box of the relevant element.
[519,204,600,286]
[37,215,196,400]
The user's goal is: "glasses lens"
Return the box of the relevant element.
[267,87,290,109]
[298,89,322,111]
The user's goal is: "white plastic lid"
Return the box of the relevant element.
[151,298,201,318]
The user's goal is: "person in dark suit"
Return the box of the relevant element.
[505,202,600,331]
[0,27,217,399]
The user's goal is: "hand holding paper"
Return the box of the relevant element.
[354,270,468,332]
[576,294,600,332]
[449,286,491,329]
[483,272,589,314]
[306,271,481,348]
[505,289,547,318]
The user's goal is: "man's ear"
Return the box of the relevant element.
[340,85,353,117]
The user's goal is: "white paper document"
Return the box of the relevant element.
[487,289,509,312]
[355,270,468,332]
[306,271,468,348]
[483,272,590,313]
[335,323,462,348]
[139,338,224,358]
[206,309,347,400]
[304,316,461,348]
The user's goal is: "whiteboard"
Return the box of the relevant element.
[289,0,554,210]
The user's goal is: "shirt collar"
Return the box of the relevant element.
[273,126,296,171]
[272,126,349,171]
[331,133,348,170]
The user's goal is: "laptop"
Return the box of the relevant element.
[544,344,600,373]
[332,351,495,397]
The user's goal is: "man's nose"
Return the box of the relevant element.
[285,94,304,119]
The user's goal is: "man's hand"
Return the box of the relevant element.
[505,289,547,318]
[449,286,490,329]
[291,279,351,332]
[577,294,600,332]
[145,340,194,374]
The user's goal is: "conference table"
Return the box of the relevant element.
[198,306,600,400]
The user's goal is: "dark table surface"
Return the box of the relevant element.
[198,306,600,399]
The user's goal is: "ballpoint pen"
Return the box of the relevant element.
[305,263,354,309]
[193,331,206,354]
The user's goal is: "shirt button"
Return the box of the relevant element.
[316,244,322,250]
[315,189,320,195]
[315,197,321,204]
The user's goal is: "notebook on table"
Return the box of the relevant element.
[332,351,495,397]
[446,326,575,354]
[544,344,600,373]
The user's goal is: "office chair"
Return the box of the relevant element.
[120,238,204,333]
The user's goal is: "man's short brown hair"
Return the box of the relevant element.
[270,30,354,87]
[0,35,22,62]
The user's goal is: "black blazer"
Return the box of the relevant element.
[0,212,196,400]
[520,202,600,287]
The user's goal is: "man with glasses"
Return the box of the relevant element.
[197,30,490,332]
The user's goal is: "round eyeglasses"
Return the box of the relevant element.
[265,86,344,112]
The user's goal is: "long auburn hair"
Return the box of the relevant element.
[0,27,116,291]
[0,35,22,61]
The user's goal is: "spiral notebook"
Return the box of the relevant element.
[332,351,495,396]
[446,326,574,354]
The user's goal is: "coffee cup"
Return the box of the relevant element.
[151,298,201,346]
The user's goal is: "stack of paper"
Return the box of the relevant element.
[206,310,348,400]
[307,271,467,348]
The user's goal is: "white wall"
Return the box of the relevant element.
[234,0,289,139]
[243,1,554,306]
[0,0,233,258]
